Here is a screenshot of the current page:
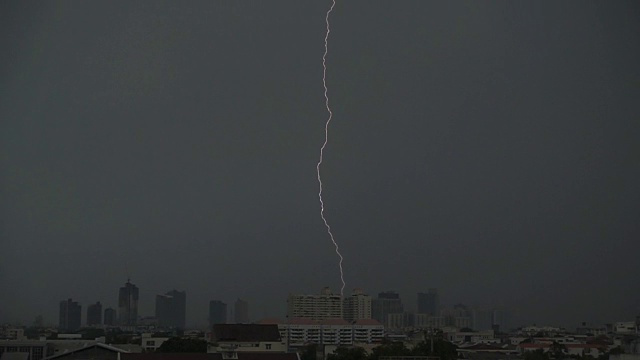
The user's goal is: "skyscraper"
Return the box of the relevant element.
[371,291,403,326]
[87,301,102,326]
[209,300,227,327]
[234,298,249,323]
[118,279,139,325]
[417,289,439,315]
[343,288,372,322]
[59,299,81,331]
[104,307,116,326]
[287,287,343,320]
[155,290,187,329]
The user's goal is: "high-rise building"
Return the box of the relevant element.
[104,307,116,326]
[59,299,81,331]
[87,302,102,326]
[287,287,343,320]
[209,300,227,327]
[234,298,249,323]
[155,290,186,329]
[118,279,139,325]
[417,289,439,315]
[371,291,403,327]
[343,288,372,322]
[471,307,493,331]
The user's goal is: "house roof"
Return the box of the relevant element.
[460,343,506,351]
[44,343,129,360]
[256,317,382,327]
[565,344,607,349]
[1,353,30,360]
[237,353,299,360]
[212,324,281,342]
[122,354,222,360]
[518,344,548,349]
[353,319,382,326]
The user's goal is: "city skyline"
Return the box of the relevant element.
[26,282,632,331]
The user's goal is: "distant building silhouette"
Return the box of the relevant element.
[34,315,44,327]
[59,298,81,331]
[234,299,249,323]
[287,287,343,320]
[371,291,403,328]
[417,289,439,315]
[343,288,372,322]
[155,289,186,329]
[118,279,139,325]
[209,300,227,327]
[104,307,116,326]
[87,301,102,326]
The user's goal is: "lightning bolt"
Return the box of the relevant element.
[317,0,346,297]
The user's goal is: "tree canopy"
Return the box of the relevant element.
[327,340,457,360]
[156,338,207,353]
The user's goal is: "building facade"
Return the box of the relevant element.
[272,318,383,347]
[343,289,372,323]
[104,308,116,326]
[287,287,343,321]
[59,299,81,331]
[234,299,249,324]
[371,291,403,328]
[118,280,139,325]
[155,290,186,329]
[417,289,439,315]
[0,341,54,360]
[209,300,228,327]
[87,302,102,326]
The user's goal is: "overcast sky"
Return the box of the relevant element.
[1,1,639,329]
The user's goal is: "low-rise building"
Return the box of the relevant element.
[43,343,128,360]
[445,330,494,344]
[140,334,169,353]
[0,341,54,360]
[208,324,286,354]
[258,317,383,348]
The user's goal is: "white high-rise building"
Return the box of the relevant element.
[287,287,343,320]
[343,288,372,322]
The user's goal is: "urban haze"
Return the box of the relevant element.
[1,1,639,329]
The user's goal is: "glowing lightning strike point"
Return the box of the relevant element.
[317,0,346,297]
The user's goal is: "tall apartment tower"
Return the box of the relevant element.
[343,288,372,322]
[104,307,117,326]
[234,298,249,323]
[118,279,139,325]
[371,291,403,325]
[86,301,102,326]
[156,290,187,329]
[209,300,227,327]
[417,289,439,315]
[59,299,82,331]
[287,287,343,320]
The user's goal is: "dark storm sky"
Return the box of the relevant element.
[1,1,639,328]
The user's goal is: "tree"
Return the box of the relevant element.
[156,338,207,353]
[412,340,458,360]
[369,341,411,360]
[327,347,368,360]
[525,349,550,360]
[299,344,318,360]
[550,342,567,359]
